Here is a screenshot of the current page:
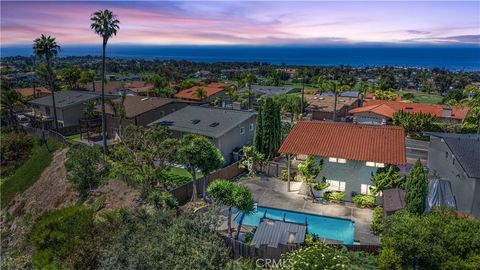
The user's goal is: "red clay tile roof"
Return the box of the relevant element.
[348,103,397,118]
[15,87,51,97]
[349,100,469,121]
[174,82,230,100]
[279,121,406,164]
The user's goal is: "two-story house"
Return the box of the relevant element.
[425,132,480,218]
[149,106,257,165]
[26,91,100,131]
[103,96,194,138]
[279,121,407,201]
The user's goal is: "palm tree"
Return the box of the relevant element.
[241,73,256,109]
[91,9,120,154]
[106,91,126,139]
[79,70,96,92]
[194,87,207,101]
[298,69,306,116]
[33,34,60,131]
[322,80,342,121]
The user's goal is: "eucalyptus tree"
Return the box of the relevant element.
[33,34,60,131]
[90,9,120,154]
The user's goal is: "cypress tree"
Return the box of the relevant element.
[405,159,428,214]
[255,97,281,160]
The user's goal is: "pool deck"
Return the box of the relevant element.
[236,176,380,245]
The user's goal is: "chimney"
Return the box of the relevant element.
[442,106,452,117]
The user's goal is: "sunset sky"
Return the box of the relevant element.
[1,1,479,46]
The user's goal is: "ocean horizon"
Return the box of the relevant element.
[2,44,480,71]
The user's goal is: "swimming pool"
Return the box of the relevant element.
[235,206,355,245]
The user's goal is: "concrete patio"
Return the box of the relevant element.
[237,176,380,245]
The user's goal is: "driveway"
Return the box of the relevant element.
[237,176,380,245]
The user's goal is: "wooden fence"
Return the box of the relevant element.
[169,161,245,205]
[223,237,380,261]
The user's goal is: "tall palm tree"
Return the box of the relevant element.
[241,73,256,109]
[323,80,342,122]
[33,34,60,131]
[194,87,207,100]
[298,69,306,117]
[91,9,120,154]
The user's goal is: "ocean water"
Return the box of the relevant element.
[2,44,480,71]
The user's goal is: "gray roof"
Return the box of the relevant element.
[426,132,480,178]
[252,219,306,248]
[148,106,256,138]
[241,85,296,97]
[28,91,100,109]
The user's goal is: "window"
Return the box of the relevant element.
[249,123,254,131]
[445,152,449,159]
[329,157,347,163]
[240,127,245,134]
[366,162,385,168]
[326,180,346,192]
[361,184,376,195]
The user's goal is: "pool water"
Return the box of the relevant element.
[235,206,355,245]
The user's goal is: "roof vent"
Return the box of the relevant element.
[191,119,200,124]
[209,122,219,127]
[405,107,413,110]
[339,99,345,103]
[141,97,149,101]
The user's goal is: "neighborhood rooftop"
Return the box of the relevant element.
[425,132,480,178]
[104,96,190,118]
[148,105,256,138]
[251,219,306,248]
[349,99,470,120]
[242,85,296,97]
[306,95,359,112]
[28,91,99,109]
[174,82,230,100]
[279,121,407,164]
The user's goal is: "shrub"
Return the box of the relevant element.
[371,206,383,235]
[244,231,254,245]
[353,194,376,208]
[401,93,415,100]
[280,169,297,182]
[304,234,320,246]
[30,206,95,269]
[0,132,33,177]
[147,190,178,209]
[323,191,344,202]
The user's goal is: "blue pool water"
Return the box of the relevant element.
[235,206,355,245]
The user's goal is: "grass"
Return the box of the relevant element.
[167,167,203,179]
[1,138,63,208]
[399,90,443,104]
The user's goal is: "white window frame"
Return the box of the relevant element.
[249,123,254,131]
[329,157,347,164]
[326,179,346,192]
[366,161,385,168]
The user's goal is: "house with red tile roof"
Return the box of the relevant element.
[349,100,469,125]
[279,121,406,201]
[174,82,230,102]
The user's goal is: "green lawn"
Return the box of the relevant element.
[399,90,443,104]
[167,167,203,179]
[1,138,63,208]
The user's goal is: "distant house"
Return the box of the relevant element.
[349,100,469,125]
[425,132,480,218]
[305,95,360,121]
[149,106,257,164]
[103,96,193,139]
[174,82,230,102]
[279,122,406,201]
[240,85,297,98]
[123,81,154,96]
[26,91,100,130]
[15,86,51,99]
